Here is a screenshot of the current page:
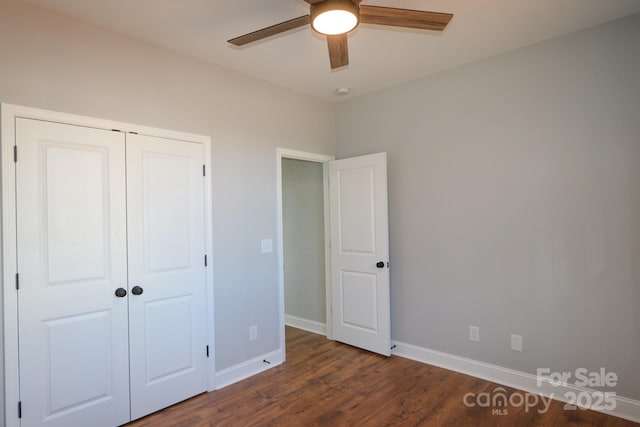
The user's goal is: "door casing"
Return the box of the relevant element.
[1,103,216,427]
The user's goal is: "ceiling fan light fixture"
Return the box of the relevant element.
[311,0,359,36]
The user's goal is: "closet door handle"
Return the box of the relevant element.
[131,286,144,296]
[115,288,127,298]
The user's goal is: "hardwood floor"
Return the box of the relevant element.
[127,327,638,427]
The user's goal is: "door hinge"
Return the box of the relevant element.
[206,345,210,358]
[13,145,17,163]
[203,164,206,177]
[18,401,22,419]
[15,273,19,290]
[204,255,208,267]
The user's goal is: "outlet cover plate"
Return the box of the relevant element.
[511,334,523,352]
[469,326,480,342]
[261,239,273,254]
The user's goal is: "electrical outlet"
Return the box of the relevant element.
[511,334,523,352]
[249,325,258,341]
[261,239,273,254]
[469,326,480,342]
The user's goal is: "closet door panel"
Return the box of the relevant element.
[126,134,208,420]
[16,119,130,427]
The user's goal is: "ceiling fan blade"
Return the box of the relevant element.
[228,15,310,46]
[359,6,453,31]
[327,34,349,69]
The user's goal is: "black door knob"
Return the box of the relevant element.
[131,286,144,296]
[115,288,127,298]
[376,261,385,268]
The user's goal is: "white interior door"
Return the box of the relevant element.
[126,134,208,420]
[329,152,391,356]
[16,118,130,427]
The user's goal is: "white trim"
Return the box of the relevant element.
[285,315,327,336]
[214,349,283,390]
[277,148,334,164]
[1,103,216,427]
[1,103,208,144]
[203,136,217,392]
[1,104,20,427]
[322,162,333,340]
[392,340,640,423]
[275,148,334,363]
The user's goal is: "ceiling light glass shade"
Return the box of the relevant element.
[311,0,359,35]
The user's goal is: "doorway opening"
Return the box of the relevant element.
[276,149,334,358]
[277,149,391,359]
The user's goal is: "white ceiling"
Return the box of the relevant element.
[23,0,640,102]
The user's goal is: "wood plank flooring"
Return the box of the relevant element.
[127,326,638,426]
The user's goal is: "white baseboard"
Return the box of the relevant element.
[214,349,283,390]
[285,314,326,336]
[392,340,640,423]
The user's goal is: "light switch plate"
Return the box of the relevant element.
[261,239,273,254]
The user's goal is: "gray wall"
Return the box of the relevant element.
[0,0,334,403]
[282,159,326,324]
[336,14,640,400]
[2,0,639,419]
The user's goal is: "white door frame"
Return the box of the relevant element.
[1,103,217,427]
[276,148,334,358]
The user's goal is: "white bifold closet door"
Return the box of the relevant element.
[16,119,130,427]
[15,118,208,427]
[126,134,208,420]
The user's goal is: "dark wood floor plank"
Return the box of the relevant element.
[126,326,638,427]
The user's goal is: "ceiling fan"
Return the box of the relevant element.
[228,0,453,70]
